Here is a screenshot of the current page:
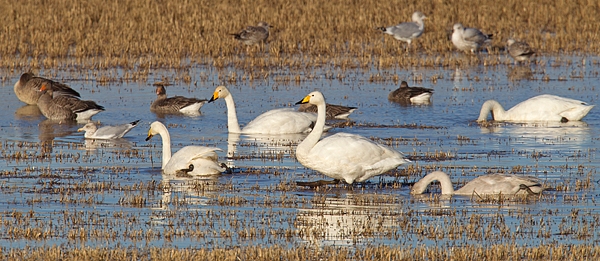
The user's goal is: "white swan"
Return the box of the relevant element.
[411,171,544,195]
[208,86,318,134]
[146,121,224,176]
[477,94,594,122]
[295,91,410,184]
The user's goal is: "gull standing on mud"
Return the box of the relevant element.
[507,39,536,63]
[231,22,271,46]
[377,11,427,50]
[451,23,493,53]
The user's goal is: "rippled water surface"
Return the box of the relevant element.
[1,56,600,250]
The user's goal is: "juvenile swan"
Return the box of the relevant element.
[477,94,594,122]
[78,120,140,139]
[208,86,318,134]
[295,91,410,184]
[146,121,224,176]
[411,171,544,195]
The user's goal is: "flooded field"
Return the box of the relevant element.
[1,53,600,259]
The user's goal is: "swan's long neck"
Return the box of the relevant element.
[155,124,172,169]
[413,171,456,195]
[477,100,507,121]
[297,102,326,157]
[224,95,242,133]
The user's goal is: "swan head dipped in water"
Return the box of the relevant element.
[410,171,544,196]
[477,94,594,123]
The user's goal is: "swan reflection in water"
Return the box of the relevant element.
[296,193,398,246]
[226,132,308,168]
[480,121,591,146]
[150,174,219,225]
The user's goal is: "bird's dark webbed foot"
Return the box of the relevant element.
[220,163,233,174]
[518,184,540,195]
[560,117,569,123]
[296,179,341,188]
[175,164,194,178]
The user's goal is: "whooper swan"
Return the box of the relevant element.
[146,121,224,176]
[295,91,410,185]
[477,94,594,122]
[208,85,318,134]
[410,171,544,195]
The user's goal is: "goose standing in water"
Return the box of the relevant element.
[377,11,427,50]
[231,22,271,46]
[507,39,536,63]
[477,94,594,122]
[297,103,357,120]
[388,81,434,104]
[14,72,81,105]
[208,86,318,134]
[150,84,207,115]
[146,121,224,176]
[295,91,410,186]
[451,23,493,53]
[78,120,140,139]
[37,84,104,121]
[411,171,544,195]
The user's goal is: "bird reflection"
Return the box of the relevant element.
[296,193,398,246]
[15,105,44,120]
[83,138,134,151]
[508,66,534,81]
[480,121,591,146]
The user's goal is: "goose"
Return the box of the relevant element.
[451,23,493,53]
[14,72,81,105]
[507,39,536,63]
[208,85,318,134]
[151,84,207,114]
[410,171,544,195]
[295,91,410,185]
[37,84,104,121]
[78,120,140,139]
[297,103,357,119]
[231,22,271,46]
[477,94,594,122]
[377,11,427,49]
[146,121,225,176]
[388,81,434,104]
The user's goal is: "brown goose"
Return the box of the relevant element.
[37,84,104,121]
[297,103,357,120]
[150,84,207,114]
[14,72,81,105]
[231,22,271,46]
[388,81,434,104]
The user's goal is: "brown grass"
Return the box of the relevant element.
[1,0,600,70]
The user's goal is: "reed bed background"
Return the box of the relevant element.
[1,0,599,70]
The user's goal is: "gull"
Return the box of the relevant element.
[78,120,140,139]
[507,39,536,63]
[377,12,427,50]
[451,23,493,53]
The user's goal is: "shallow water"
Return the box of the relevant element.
[1,56,599,250]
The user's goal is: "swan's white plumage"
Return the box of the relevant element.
[147,121,224,176]
[295,91,410,184]
[209,86,318,134]
[411,171,544,195]
[477,94,594,122]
